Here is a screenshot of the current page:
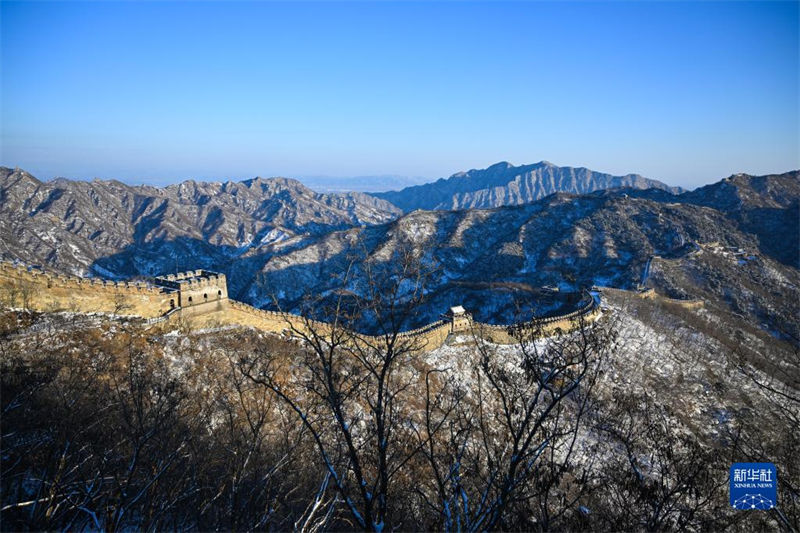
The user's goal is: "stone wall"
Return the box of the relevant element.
[596,286,704,310]
[0,261,172,317]
[397,320,452,352]
[180,298,600,351]
[0,261,603,351]
[658,297,705,310]
[469,297,601,344]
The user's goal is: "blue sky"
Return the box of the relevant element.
[1,1,797,189]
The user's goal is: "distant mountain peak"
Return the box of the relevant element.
[683,170,799,211]
[487,161,514,170]
[373,160,679,212]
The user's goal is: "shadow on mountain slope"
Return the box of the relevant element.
[89,236,276,300]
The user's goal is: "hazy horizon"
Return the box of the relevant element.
[3,158,799,192]
[2,1,798,190]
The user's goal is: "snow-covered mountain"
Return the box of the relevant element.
[247,172,799,337]
[1,165,796,336]
[372,160,681,211]
[0,167,401,277]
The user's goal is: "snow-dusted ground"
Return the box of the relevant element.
[422,292,793,445]
[7,287,793,483]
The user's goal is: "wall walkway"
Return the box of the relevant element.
[1,261,603,352]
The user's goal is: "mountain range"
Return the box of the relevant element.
[1,162,797,338]
[0,167,400,277]
[247,173,799,335]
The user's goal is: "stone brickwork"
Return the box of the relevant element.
[0,261,603,351]
[595,285,704,310]
[190,297,600,352]
[154,270,229,316]
[0,261,171,317]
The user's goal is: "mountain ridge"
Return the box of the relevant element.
[372,160,682,212]
[243,171,798,336]
[1,165,796,334]
[0,167,401,278]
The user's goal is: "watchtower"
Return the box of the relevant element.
[154,269,228,316]
[446,305,472,333]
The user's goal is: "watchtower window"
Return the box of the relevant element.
[188,296,192,303]
[204,293,208,300]
[217,290,222,296]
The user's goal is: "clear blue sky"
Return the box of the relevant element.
[1,1,797,189]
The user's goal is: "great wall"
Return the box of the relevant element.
[0,260,612,352]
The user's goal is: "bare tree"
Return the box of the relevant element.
[1,279,21,308]
[112,290,132,315]
[730,341,800,532]
[191,333,318,530]
[1,320,195,531]
[595,392,731,532]
[414,314,613,531]
[238,243,440,531]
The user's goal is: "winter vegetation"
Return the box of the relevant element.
[1,248,797,531]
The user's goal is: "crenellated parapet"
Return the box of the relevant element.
[0,260,164,295]
[1,260,606,351]
[223,295,600,351]
[593,285,704,310]
[458,295,600,344]
[227,300,329,332]
[154,270,228,311]
[0,260,172,316]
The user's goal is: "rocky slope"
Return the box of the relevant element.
[1,166,796,336]
[248,171,798,336]
[0,167,401,278]
[373,160,680,211]
[680,171,800,266]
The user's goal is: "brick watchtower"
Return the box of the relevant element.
[154,270,228,316]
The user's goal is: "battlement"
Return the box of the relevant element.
[0,260,172,317]
[0,260,163,295]
[154,269,228,313]
[0,260,603,351]
[154,270,227,290]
